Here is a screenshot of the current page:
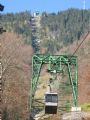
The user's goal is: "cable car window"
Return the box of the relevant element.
[45,94,58,103]
[45,94,51,102]
[52,94,58,103]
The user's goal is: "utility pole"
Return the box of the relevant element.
[0,59,3,120]
[0,32,2,120]
[0,4,5,120]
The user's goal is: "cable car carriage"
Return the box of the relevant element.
[45,92,58,114]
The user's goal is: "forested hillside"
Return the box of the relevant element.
[1,11,32,44]
[1,32,33,120]
[41,9,90,53]
[1,9,90,53]
[0,9,90,120]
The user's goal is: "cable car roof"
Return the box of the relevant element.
[45,92,58,95]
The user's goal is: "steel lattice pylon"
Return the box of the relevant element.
[30,54,78,112]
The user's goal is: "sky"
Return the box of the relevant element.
[1,0,90,14]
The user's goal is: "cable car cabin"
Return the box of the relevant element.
[45,92,58,114]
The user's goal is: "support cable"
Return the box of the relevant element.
[72,31,90,56]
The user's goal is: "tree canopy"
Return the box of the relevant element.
[1,9,90,53]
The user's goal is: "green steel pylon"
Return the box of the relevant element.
[30,54,78,112]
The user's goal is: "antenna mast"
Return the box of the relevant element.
[83,0,86,10]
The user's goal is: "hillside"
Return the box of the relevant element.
[40,9,90,53]
[1,32,90,120]
[0,9,90,120]
[57,33,90,105]
[35,33,90,120]
[1,32,33,120]
[78,34,90,105]
[1,9,90,53]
